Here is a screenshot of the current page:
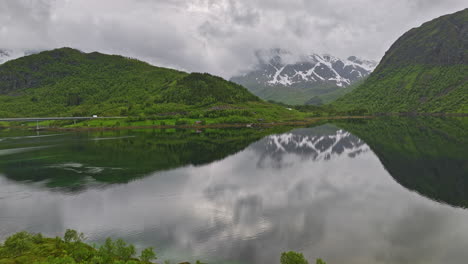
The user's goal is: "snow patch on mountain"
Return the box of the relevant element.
[263,53,377,88]
[231,49,378,91]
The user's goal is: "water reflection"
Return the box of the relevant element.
[0,127,292,191]
[0,118,467,264]
[336,117,468,208]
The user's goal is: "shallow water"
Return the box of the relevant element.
[0,117,467,264]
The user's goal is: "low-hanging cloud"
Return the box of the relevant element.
[0,0,466,78]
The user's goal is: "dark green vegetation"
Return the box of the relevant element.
[335,8,468,113]
[305,80,363,106]
[229,78,341,106]
[0,230,157,264]
[232,78,364,106]
[231,74,364,106]
[267,100,368,117]
[279,252,326,264]
[244,81,361,106]
[0,48,305,124]
[335,117,468,207]
[0,231,324,264]
[0,127,295,191]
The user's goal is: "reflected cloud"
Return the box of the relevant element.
[0,120,468,264]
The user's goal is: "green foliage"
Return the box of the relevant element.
[64,229,85,243]
[34,256,77,264]
[0,231,328,264]
[160,73,260,105]
[335,65,468,113]
[139,248,156,263]
[267,100,365,117]
[114,239,136,261]
[280,251,309,264]
[0,230,148,264]
[174,119,189,125]
[1,231,38,257]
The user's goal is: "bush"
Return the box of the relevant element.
[280,251,309,264]
[175,119,189,125]
[114,239,136,261]
[140,247,156,263]
[2,231,36,257]
[64,229,85,243]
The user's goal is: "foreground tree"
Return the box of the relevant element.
[280,251,309,264]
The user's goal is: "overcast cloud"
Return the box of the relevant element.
[0,0,466,77]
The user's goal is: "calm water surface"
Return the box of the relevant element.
[0,117,467,264]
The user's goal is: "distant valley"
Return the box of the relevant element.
[231,49,377,105]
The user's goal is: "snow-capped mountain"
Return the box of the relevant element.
[251,125,370,167]
[230,49,378,105]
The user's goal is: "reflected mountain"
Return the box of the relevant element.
[335,117,468,208]
[251,124,369,168]
[0,127,294,191]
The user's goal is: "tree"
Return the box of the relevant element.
[64,229,85,243]
[140,247,156,263]
[2,231,35,257]
[114,239,136,261]
[280,251,309,264]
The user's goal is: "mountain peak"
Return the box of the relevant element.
[231,49,377,104]
[335,8,468,113]
[379,8,468,68]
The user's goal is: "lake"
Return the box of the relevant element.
[0,117,467,264]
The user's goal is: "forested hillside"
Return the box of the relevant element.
[0,48,260,117]
[334,9,468,113]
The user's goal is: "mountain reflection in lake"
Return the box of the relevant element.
[0,118,467,264]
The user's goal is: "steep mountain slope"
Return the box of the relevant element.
[335,8,468,113]
[0,48,261,117]
[230,49,377,105]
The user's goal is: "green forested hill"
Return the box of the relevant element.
[334,8,468,113]
[0,48,261,117]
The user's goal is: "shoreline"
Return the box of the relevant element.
[0,113,466,131]
[0,116,373,131]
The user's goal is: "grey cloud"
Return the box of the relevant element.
[227,0,261,27]
[1,0,467,78]
[198,21,233,39]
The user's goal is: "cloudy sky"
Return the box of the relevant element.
[1,0,466,77]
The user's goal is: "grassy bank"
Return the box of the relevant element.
[0,115,372,131]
